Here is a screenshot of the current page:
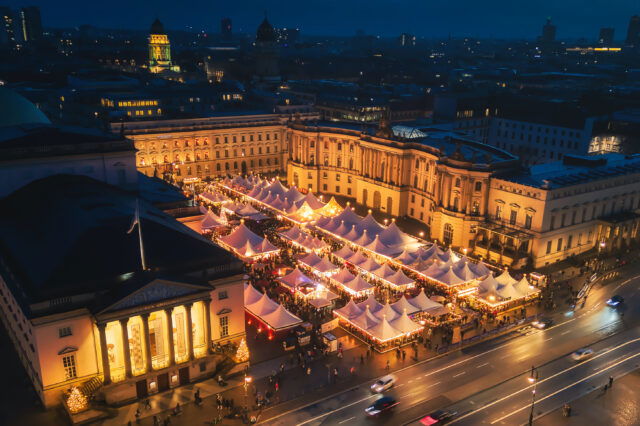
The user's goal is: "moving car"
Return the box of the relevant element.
[364,396,398,417]
[571,348,594,362]
[420,410,458,425]
[607,295,624,307]
[532,317,553,329]
[371,374,397,393]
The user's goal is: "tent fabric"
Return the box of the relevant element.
[342,276,374,294]
[394,249,418,265]
[299,252,324,268]
[280,227,302,241]
[375,302,400,321]
[372,263,396,281]
[260,304,303,330]
[357,293,383,313]
[495,270,518,286]
[409,289,444,312]
[312,257,339,274]
[201,210,226,230]
[333,246,356,262]
[357,213,386,235]
[351,306,381,330]
[278,268,314,289]
[386,269,415,288]
[334,299,363,319]
[434,266,465,287]
[246,292,279,317]
[358,257,382,274]
[316,196,343,216]
[220,223,264,249]
[368,316,403,341]
[378,222,418,247]
[390,311,423,334]
[391,295,420,315]
[454,260,479,282]
[331,269,357,285]
[364,235,399,257]
[347,251,369,266]
[244,283,264,306]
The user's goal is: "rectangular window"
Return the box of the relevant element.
[546,241,552,254]
[567,235,573,249]
[524,214,532,230]
[557,238,563,252]
[62,355,77,380]
[509,210,517,225]
[335,186,340,193]
[219,316,229,338]
[218,290,228,300]
[495,205,502,220]
[59,326,72,338]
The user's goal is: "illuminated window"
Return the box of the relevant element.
[219,316,229,338]
[62,355,77,380]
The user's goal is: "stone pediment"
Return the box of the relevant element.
[100,279,209,314]
[58,346,78,355]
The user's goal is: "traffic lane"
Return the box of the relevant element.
[447,332,640,425]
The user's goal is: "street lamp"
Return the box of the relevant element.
[528,366,539,426]
[244,375,252,412]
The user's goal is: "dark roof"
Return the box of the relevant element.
[0,175,241,315]
[150,18,165,35]
[0,125,133,161]
[256,17,276,42]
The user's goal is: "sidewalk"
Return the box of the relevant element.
[536,369,640,425]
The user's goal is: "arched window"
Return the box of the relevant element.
[443,223,454,246]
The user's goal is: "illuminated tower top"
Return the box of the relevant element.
[148,18,180,74]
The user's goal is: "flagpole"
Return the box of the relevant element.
[136,199,147,271]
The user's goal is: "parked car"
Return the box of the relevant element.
[371,374,397,393]
[364,396,399,417]
[420,409,458,425]
[532,317,553,329]
[571,348,594,362]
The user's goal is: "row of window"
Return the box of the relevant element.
[215,133,279,144]
[498,120,581,139]
[545,232,593,255]
[495,132,580,150]
[549,197,640,231]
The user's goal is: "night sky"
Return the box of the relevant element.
[5,0,639,39]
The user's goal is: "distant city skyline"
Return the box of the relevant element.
[2,0,638,39]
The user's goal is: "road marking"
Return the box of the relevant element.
[450,337,640,424]
[296,395,376,425]
[561,330,571,335]
[517,355,528,362]
[476,362,490,368]
[453,371,466,378]
[490,350,640,424]
[543,337,553,342]
[408,379,414,383]
[396,383,405,388]
[338,417,355,424]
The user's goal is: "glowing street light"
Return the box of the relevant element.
[527,366,539,426]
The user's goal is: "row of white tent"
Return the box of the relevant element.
[221,202,269,221]
[332,247,415,289]
[278,227,330,252]
[476,271,541,305]
[244,284,302,331]
[334,291,448,342]
[218,223,279,260]
[200,208,228,231]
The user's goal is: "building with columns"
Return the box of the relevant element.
[0,175,245,407]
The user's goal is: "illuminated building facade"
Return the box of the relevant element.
[148,19,180,74]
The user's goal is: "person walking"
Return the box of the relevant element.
[609,376,614,387]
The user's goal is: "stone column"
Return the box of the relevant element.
[185,303,194,361]
[97,323,111,385]
[141,313,153,373]
[119,318,132,378]
[165,307,175,366]
[203,299,212,354]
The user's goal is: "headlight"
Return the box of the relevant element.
[367,409,380,415]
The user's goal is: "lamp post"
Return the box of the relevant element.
[244,375,252,412]
[528,366,539,426]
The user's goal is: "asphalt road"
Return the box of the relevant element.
[258,271,640,426]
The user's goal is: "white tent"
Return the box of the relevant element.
[299,252,324,268]
[513,277,540,298]
[434,266,465,287]
[368,316,403,342]
[470,260,491,277]
[220,223,264,249]
[279,227,302,241]
[246,292,279,317]
[386,269,415,288]
[357,213,386,235]
[364,235,399,257]
[278,268,315,290]
[201,210,227,230]
[378,222,419,247]
[358,257,383,274]
[495,270,518,286]
[390,310,424,334]
[439,248,461,263]
[408,289,444,312]
[333,246,356,262]
[260,304,303,330]
[454,260,479,282]
[311,257,340,274]
[334,299,363,320]
[357,293,383,313]
[353,229,374,247]
[348,251,369,266]
[375,302,400,321]
[372,263,396,281]
[342,276,374,295]
[351,306,381,330]
[394,249,418,265]
[331,269,356,285]
[391,295,420,315]
[244,283,264,306]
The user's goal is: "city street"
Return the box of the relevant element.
[257,270,640,425]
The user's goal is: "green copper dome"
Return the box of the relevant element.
[0,87,51,128]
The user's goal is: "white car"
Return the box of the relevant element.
[371,374,397,393]
[571,348,594,362]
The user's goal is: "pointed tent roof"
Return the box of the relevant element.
[348,251,369,266]
[390,310,424,334]
[244,283,264,305]
[372,263,396,280]
[353,229,374,247]
[246,292,279,317]
[201,210,226,230]
[256,238,278,254]
[334,299,363,319]
[416,243,445,262]
[260,304,303,330]
[284,186,305,203]
[332,207,362,227]
[453,260,478,282]
[394,249,418,265]
[288,201,318,221]
[409,289,443,312]
[308,237,329,251]
[343,276,374,294]
[357,293,383,313]
[378,222,418,247]
[368,316,403,342]
[421,260,444,279]
[514,276,539,297]
[299,251,323,268]
[236,203,261,217]
[279,268,314,289]
[314,216,332,229]
[333,220,351,237]
[439,247,461,263]
[358,257,382,273]
[358,213,386,235]
[387,269,415,288]
[343,224,360,241]
[317,196,343,216]
[471,261,491,277]
[267,179,288,197]
[333,246,356,262]
[220,223,264,249]
[375,302,400,321]
[477,273,500,293]
[280,227,302,241]
[391,295,420,315]
[434,266,465,287]
[312,257,339,273]
[495,270,517,286]
[365,235,398,257]
[331,268,356,284]
[297,191,325,211]
[351,306,381,330]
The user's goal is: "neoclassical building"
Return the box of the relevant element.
[123,113,640,269]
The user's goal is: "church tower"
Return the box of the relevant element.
[254,17,280,82]
[148,19,180,74]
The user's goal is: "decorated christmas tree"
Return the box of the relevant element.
[235,337,249,363]
[66,386,88,414]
